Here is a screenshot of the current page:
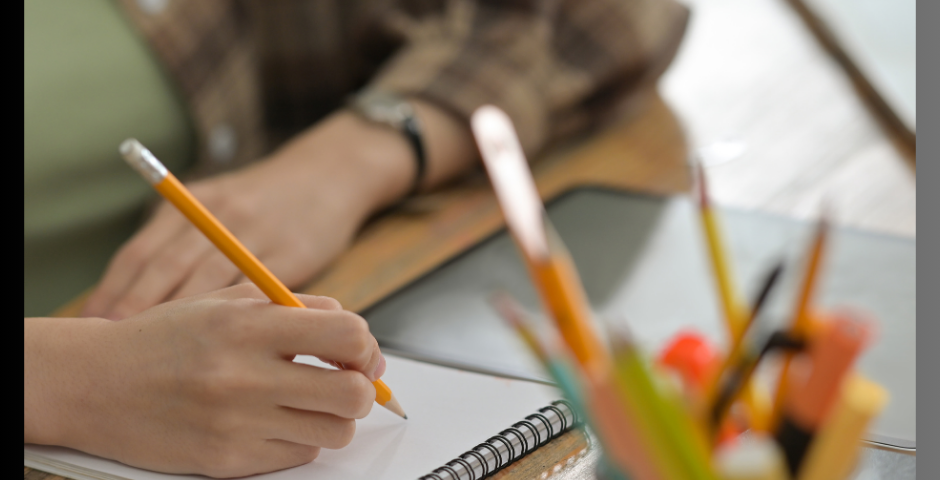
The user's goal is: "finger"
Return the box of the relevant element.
[170,251,243,300]
[271,363,376,419]
[261,308,382,378]
[231,276,341,312]
[170,282,272,304]
[295,293,344,311]
[263,407,359,450]
[172,284,341,311]
[103,229,216,320]
[82,206,187,317]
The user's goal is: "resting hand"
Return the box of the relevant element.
[82,100,476,320]
[81,111,415,320]
[25,284,386,478]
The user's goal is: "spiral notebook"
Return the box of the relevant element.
[24,354,579,480]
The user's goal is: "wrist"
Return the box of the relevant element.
[24,317,109,447]
[261,110,415,223]
[333,109,417,211]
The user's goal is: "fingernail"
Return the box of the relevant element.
[372,355,387,380]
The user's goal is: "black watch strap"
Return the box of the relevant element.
[348,90,428,196]
[402,114,426,196]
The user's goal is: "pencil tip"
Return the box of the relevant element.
[382,394,408,419]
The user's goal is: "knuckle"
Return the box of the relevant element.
[317,296,342,311]
[340,314,372,354]
[338,372,375,419]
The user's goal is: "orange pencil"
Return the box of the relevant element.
[119,139,406,419]
[471,106,607,369]
[770,212,829,428]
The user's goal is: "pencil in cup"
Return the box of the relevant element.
[770,214,829,428]
[610,333,717,480]
[695,164,770,431]
[490,292,663,480]
[119,139,406,419]
[470,105,609,369]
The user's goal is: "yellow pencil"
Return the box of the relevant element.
[770,213,829,428]
[119,139,406,419]
[695,161,747,341]
[695,163,767,429]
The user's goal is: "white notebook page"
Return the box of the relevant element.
[25,354,562,480]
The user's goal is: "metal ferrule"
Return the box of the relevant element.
[119,138,169,185]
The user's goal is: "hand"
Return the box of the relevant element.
[82,100,477,321]
[25,284,387,478]
[81,111,415,320]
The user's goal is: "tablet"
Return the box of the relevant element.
[363,188,915,451]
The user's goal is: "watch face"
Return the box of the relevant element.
[357,91,412,128]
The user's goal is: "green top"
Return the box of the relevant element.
[24,0,195,317]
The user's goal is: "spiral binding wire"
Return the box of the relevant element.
[419,400,579,480]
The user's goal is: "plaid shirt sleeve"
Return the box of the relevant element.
[117,0,688,171]
[367,0,690,155]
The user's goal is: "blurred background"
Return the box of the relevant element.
[661,0,915,236]
[24,0,916,317]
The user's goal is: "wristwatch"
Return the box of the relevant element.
[348,90,427,195]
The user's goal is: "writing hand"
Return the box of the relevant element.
[25,284,386,478]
